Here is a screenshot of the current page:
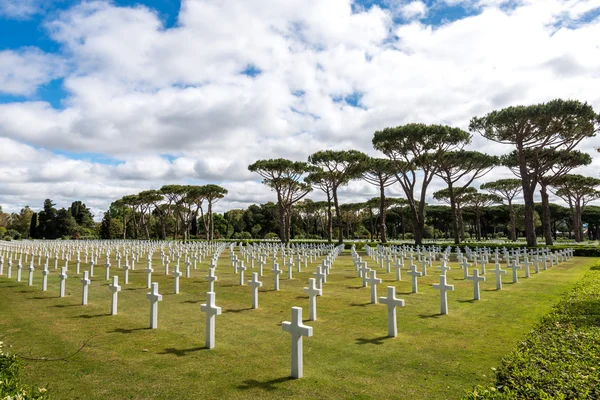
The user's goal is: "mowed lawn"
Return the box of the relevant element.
[0,250,593,399]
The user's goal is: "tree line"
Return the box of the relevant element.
[248,99,600,245]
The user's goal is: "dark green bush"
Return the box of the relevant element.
[0,342,48,399]
[463,267,600,399]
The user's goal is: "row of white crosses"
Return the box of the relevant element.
[0,240,574,380]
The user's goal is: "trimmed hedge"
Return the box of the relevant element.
[0,342,48,399]
[463,265,600,399]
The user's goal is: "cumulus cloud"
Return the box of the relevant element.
[0,0,45,19]
[1,0,600,218]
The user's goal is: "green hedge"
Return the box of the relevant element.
[0,342,48,399]
[463,265,600,399]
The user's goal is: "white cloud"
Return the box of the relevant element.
[1,0,600,218]
[0,0,43,19]
[0,48,66,96]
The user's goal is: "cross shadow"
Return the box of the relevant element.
[182,300,201,304]
[237,376,294,391]
[457,299,477,303]
[29,296,47,300]
[49,304,79,308]
[419,313,442,319]
[73,313,110,319]
[225,307,253,313]
[397,291,413,295]
[350,302,371,307]
[158,346,206,357]
[484,288,498,292]
[295,296,308,300]
[110,327,148,334]
[125,287,145,291]
[355,336,390,345]
[346,286,362,290]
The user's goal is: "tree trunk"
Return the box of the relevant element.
[575,203,584,242]
[277,192,286,243]
[379,183,388,243]
[333,187,343,245]
[508,199,516,241]
[539,184,554,245]
[518,150,537,246]
[448,185,460,244]
[326,194,333,243]
[369,208,374,241]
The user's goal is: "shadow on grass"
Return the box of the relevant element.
[225,307,253,313]
[124,287,145,291]
[29,296,47,300]
[237,376,294,391]
[49,303,79,308]
[182,300,201,304]
[419,313,442,319]
[296,295,308,300]
[350,302,371,307]
[158,346,206,357]
[355,336,391,345]
[73,313,110,319]
[110,327,148,334]
[590,265,600,271]
[457,299,477,303]
[346,286,363,290]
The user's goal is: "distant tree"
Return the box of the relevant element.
[434,150,497,244]
[360,157,397,243]
[470,99,600,246]
[434,187,476,242]
[373,123,471,245]
[480,179,522,241]
[308,150,369,244]
[100,212,112,239]
[201,184,228,241]
[56,208,78,238]
[463,191,503,241]
[552,174,600,242]
[29,212,37,239]
[503,149,591,245]
[248,159,313,242]
[305,170,335,242]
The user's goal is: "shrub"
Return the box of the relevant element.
[0,342,48,399]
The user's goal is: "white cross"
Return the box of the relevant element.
[272,263,282,290]
[312,266,326,294]
[42,264,49,291]
[59,267,68,298]
[206,268,218,292]
[248,272,263,309]
[303,278,322,321]
[81,271,91,305]
[172,265,182,294]
[378,286,405,337]
[490,263,506,290]
[366,270,383,304]
[237,262,246,285]
[146,282,163,329]
[466,269,486,300]
[282,307,313,379]
[123,263,130,285]
[432,274,454,315]
[200,291,222,349]
[109,275,122,315]
[508,262,521,283]
[145,264,154,289]
[407,264,422,293]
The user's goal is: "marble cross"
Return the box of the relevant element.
[81,270,91,305]
[378,286,405,337]
[303,278,322,321]
[466,269,486,300]
[59,267,68,297]
[282,307,313,379]
[432,274,454,315]
[146,282,163,329]
[490,263,507,290]
[248,272,263,309]
[366,270,383,304]
[200,291,222,349]
[109,276,122,315]
[206,268,218,292]
[407,264,423,294]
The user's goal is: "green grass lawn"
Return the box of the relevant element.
[0,251,594,399]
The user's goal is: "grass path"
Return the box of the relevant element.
[0,251,593,399]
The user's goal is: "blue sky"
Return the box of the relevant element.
[1,0,600,216]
